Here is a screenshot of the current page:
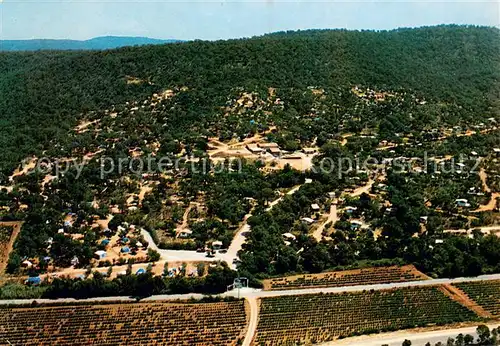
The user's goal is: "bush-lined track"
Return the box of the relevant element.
[262,265,428,291]
[254,286,478,345]
[0,300,247,345]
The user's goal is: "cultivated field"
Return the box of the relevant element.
[253,286,479,345]
[454,280,500,317]
[262,265,429,291]
[0,300,248,345]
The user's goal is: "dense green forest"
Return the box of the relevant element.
[1,25,500,298]
[1,25,499,181]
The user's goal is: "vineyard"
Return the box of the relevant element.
[454,280,500,317]
[253,286,479,345]
[262,265,429,291]
[0,300,248,345]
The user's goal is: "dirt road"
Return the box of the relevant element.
[313,203,337,241]
[473,192,500,212]
[9,158,36,182]
[444,225,500,235]
[472,167,499,212]
[265,184,302,211]
[350,177,376,197]
[39,259,204,281]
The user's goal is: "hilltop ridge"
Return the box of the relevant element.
[0,36,181,51]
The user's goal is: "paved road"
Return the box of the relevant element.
[25,184,304,281]
[220,272,500,299]
[223,184,302,268]
[242,297,259,346]
[319,323,500,346]
[3,272,500,305]
[137,184,304,269]
[140,229,220,262]
[221,215,251,269]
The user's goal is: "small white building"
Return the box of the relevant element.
[246,144,264,154]
[178,229,193,238]
[269,147,281,157]
[71,256,79,267]
[94,250,107,260]
[283,232,296,240]
[301,217,315,225]
[258,142,280,149]
[22,260,33,268]
[455,199,471,207]
[212,240,223,250]
[345,206,358,214]
[311,203,321,211]
[350,220,363,230]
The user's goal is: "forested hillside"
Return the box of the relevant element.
[0,25,498,181]
[1,25,500,299]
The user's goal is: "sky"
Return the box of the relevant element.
[0,0,498,41]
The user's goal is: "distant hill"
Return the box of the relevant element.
[0,36,182,51]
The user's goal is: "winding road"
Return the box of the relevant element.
[139,184,303,269]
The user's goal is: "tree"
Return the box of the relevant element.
[476,325,491,345]
[6,252,21,273]
[463,334,474,345]
[146,249,161,262]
